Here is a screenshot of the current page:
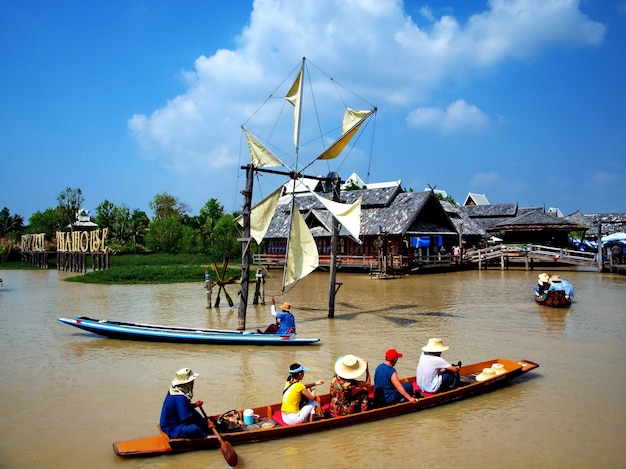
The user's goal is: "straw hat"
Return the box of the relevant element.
[335,355,367,380]
[475,368,496,382]
[550,275,562,282]
[280,302,291,311]
[421,338,450,353]
[171,368,199,386]
[538,273,549,284]
[491,363,506,375]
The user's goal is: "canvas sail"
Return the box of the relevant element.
[243,128,283,167]
[235,188,282,244]
[285,68,304,148]
[316,109,374,161]
[284,206,319,286]
[312,193,362,242]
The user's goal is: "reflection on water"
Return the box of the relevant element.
[0,267,625,468]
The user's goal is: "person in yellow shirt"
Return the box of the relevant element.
[280,363,324,425]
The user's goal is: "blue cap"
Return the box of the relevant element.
[289,363,309,374]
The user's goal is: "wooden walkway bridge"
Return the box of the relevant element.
[464,244,599,270]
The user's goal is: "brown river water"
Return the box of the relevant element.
[0,266,624,469]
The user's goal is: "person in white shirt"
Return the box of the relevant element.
[416,338,461,393]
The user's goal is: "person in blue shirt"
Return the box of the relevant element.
[159,368,210,439]
[373,349,418,407]
[259,298,297,334]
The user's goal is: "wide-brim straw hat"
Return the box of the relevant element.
[280,302,291,311]
[421,338,450,353]
[550,275,562,281]
[335,354,367,380]
[172,368,199,386]
[538,273,550,284]
[491,363,506,375]
[475,367,497,382]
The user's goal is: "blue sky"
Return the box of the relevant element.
[2,0,625,222]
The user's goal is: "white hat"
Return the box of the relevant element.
[538,273,550,285]
[491,363,506,375]
[171,368,199,386]
[421,338,450,353]
[475,368,496,382]
[334,355,367,380]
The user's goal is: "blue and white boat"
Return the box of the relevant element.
[57,316,320,345]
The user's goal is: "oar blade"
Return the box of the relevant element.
[221,441,238,467]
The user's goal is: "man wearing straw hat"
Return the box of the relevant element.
[416,338,461,393]
[259,297,297,334]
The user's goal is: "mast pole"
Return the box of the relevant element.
[281,57,306,290]
[328,172,341,318]
[237,164,254,330]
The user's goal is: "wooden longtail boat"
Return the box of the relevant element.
[113,358,538,457]
[57,316,320,345]
[533,289,572,307]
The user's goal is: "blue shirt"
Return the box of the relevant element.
[159,393,202,438]
[276,311,296,334]
[373,362,399,405]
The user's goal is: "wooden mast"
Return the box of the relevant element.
[237,164,254,330]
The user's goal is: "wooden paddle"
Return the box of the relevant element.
[199,405,238,467]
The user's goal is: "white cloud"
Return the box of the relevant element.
[128,0,606,187]
[471,171,501,186]
[406,99,489,133]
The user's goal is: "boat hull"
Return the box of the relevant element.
[113,358,539,457]
[57,317,320,345]
[533,289,572,307]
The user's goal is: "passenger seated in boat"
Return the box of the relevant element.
[548,275,564,291]
[259,298,296,334]
[536,273,550,295]
[281,363,324,425]
[373,349,417,407]
[416,338,461,393]
[329,355,371,416]
[159,368,209,439]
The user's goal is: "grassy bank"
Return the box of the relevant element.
[3,254,244,285]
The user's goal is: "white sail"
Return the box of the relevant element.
[243,128,283,167]
[312,193,362,243]
[235,188,282,244]
[285,68,303,148]
[284,206,319,286]
[343,108,371,133]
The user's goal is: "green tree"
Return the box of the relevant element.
[94,200,116,230]
[149,193,190,220]
[0,207,24,236]
[209,214,240,259]
[128,209,150,246]
[27,207,65,235]
[197,198,225,253]
[145,217,185,253]
[57,187,84,230]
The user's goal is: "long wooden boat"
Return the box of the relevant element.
[532,289,572,307]
[57,316,320,345]
[113,357,538,457]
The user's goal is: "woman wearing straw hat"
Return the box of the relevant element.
[281,363,324,425]
[416,338,461,393]
[329,355,371,416]
[260,298,297,334]
[159,368,210,439]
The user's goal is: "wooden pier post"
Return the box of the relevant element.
[205,269,212,309]
[253,269,265,305]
